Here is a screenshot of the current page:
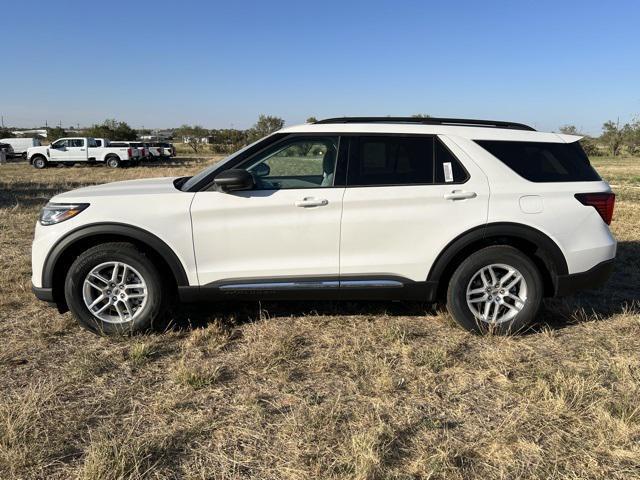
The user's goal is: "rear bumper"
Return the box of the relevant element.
[555,259,615,297]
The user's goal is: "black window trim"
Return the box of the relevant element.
[194,132,470,192]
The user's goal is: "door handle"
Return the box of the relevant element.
[80,148,86,151]
[444,190,477,200]
[295,197,329,208]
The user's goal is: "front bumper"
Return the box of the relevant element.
[555,259,615,297]
[32,284,54,302]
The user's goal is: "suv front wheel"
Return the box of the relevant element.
[64,242,166,335]
[446,246,543,334]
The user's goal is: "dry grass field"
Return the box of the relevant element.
[1,155,640,479]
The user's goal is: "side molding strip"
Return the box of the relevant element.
[220,281,339,291]
[218,279,404,291]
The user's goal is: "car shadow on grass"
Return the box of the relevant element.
[533,240,640,332]
[166,299,440,331]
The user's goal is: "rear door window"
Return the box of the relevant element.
[475,140,600,182]
[347,136,434,186]
[346,136,468,186]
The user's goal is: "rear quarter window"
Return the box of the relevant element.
[475,140,601,182]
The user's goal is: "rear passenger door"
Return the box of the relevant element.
[339,135,489,283]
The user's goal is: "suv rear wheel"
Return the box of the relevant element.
[446,246,543,334]
[64,242,166,335]
[106,156,121,168]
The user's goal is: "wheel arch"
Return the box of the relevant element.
[43,223,190,311]
[428,222,568,299]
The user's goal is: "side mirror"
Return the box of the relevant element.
[252,162,270,177]
[213,169,254,192]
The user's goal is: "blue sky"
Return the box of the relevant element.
[2,0,639,134]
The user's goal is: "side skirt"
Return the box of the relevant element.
[178,277,437,302]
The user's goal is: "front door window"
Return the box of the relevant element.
[240,136,339,190]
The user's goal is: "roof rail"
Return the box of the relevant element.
[314,116,536,131]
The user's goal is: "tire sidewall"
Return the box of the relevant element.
[64,247,164,335]
[447,246,543,334]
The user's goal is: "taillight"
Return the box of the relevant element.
[127,147,132,158]
[575,192,615,225]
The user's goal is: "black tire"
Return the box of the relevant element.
[21,152,27,160]
[64,242,167,335]
[446,245,543,335]
[106,156,121,168]
[32,155,48,169]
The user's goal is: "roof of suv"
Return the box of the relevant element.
[280,117,581,143]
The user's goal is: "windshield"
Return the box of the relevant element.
[180,136,273,191]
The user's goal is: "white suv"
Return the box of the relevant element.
[31,117,616,335]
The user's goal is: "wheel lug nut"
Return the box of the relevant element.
[500,289,505,294]
[112,296,117,301]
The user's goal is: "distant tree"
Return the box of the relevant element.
[47,127,67,141]
[85,119,137,140]
[0,128,13,138]
[411,113,431,118]
[559,125,579,135]
[207,128,248,153]
[306,116,318,123]
[175,124,209,153]
[247,114,284,142]
[601,120,624,156]
[622,119,640,155]
[113,121,137,140]
[558,125,599,156]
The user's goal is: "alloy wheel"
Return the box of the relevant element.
[465,263,528,324]
[82,261,148,323]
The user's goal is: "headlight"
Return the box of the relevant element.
[39,203,89,226]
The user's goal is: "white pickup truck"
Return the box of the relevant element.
[27,137,135,169]
[95,139,141,165]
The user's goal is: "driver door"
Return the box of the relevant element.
[190,135,345,287]
[50,138,86,162]
[49,139,69,161]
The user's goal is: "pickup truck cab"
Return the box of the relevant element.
[27,137,135,169]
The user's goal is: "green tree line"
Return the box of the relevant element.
[10,114,640,157]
